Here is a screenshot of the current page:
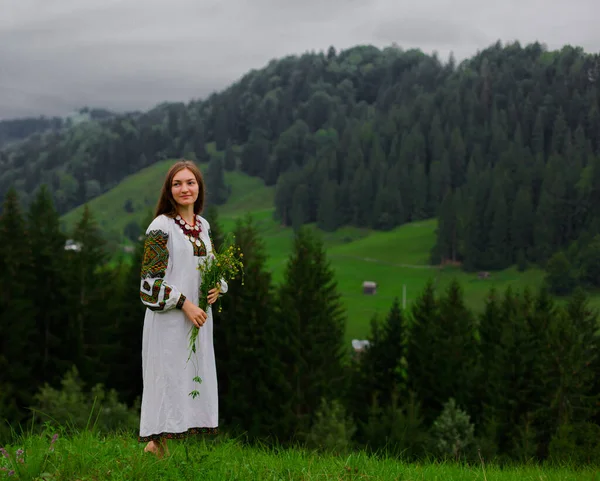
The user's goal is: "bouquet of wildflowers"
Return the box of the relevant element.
[187,233,244,398]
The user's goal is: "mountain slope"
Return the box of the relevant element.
[7,41,600,298]
[61,160,552,340]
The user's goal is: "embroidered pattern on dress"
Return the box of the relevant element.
[141,280,171,311]
[141,230,169,279]
[138,426,218,442]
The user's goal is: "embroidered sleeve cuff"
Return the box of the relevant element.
[176,294,186,310]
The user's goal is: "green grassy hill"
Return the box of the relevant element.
[62,157,576,340]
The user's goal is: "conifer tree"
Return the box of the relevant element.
[66,205,111,386]
[349,298,408,427]
[406,280,440,423]
[0,188,36,423]
[215,216,290,440]
[434,280,478,417]
[224,141,236,171]
[317,181,338,232]
[511,185,534,260]
[27,185,68,386]
[434,191,459,263]
[277,227,346,438]
[205,156,229,205]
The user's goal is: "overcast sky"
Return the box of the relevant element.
[1,0,598,119]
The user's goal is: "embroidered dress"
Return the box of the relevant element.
[138,213,227,442]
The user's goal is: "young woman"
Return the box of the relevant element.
[138,159,227,457]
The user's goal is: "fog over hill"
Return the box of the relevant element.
[1,0,598,118]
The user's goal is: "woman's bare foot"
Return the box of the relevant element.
[144,439,169,458]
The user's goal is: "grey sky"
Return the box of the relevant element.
[1,0,598,119]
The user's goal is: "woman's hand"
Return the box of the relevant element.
[207,286,221,305]
[182,300,208,328]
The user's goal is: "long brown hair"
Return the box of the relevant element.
[155,159,205,218]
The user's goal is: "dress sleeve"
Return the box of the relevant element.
[139,225,186,312]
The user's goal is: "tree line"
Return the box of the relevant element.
[2,187,600,465]
[1,41,599,274]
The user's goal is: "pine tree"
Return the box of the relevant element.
[412,162,429,220]
[224,141,236,171]
[474,288,504,428]
[0,188,37,423]
[215,216,290,440]
[277,227,346,438]
[214,107,229,150]
[434,191,458,263]
[291,184,309,232]
[511,185,534,260]
[352,299,408,412]
[406,281,440,423]
[487,178,511,269]
[66,205,111,386]
[448,127,466,189]
[543,289,599,429]
[316,181,338,232]
[435,280,478,418]
[27,185,69,386]
[462,169,492,270]
[193,120,210,163]
[205,156,229,205]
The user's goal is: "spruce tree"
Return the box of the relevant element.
[0,188,36,423]
[406,280,440,423]
[487,178,511,269]
[350,299,408,419]
[205,156,229,205]
[66,205,111,386]
[434,280,478,418]
[434,191,458,263]
[543,289,599,429]
[27,185,68,386]
[277,227,346,438]
[215,216,290,440]
[316,181,338,232]
[224,141,236,171]
[511,185,534,260]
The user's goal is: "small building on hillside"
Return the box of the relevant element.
[363,281,377,295]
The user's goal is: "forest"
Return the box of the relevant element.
[1,42,599,279]
[2,39,600,464]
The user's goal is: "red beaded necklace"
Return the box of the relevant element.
[174,214,203,247]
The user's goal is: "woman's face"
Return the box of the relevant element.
[171,168,199,208]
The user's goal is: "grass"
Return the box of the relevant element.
[1,431,597,480]
[61,156,600,341]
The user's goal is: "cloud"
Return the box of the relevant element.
[0,0,598,119]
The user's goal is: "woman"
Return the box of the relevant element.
[138,159,227,457]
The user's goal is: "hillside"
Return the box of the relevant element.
[62,158,555,340]
[3,41,600,284]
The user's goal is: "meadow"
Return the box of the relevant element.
[1,431,597,481]
[62,155,597,341]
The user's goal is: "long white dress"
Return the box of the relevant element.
[138,213,227,442]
